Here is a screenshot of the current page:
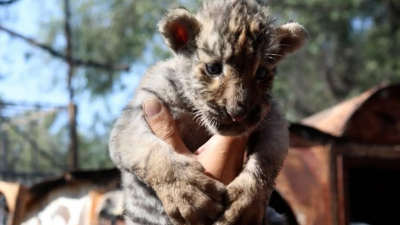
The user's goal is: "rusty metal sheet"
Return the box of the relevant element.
[301,86,381,137]
[342,84,400,144]
[300,83,400,145]
[276,145,333,225]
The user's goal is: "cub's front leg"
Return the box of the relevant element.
[109,102,226,225]
[216,101,289,225]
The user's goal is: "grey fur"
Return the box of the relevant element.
[109,0,307,224]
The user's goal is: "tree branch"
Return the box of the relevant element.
[0,25,130,72]
[0,0,20,5]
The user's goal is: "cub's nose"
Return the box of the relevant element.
[227,104,248,122]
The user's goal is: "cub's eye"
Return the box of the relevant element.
[205,63,223,75]
[255,67,269,80]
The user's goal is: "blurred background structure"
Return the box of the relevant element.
[0,0,400,225]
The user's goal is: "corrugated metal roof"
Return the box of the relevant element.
[300,84,400,144]
[301,86,379,136]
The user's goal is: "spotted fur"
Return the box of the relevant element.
[109,0,307,224]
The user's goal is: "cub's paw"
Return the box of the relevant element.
[215,182,267,225]
[155,161,226,225]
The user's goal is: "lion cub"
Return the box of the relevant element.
[109,0,307,224]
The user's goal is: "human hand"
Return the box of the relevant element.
[142,99,250,185]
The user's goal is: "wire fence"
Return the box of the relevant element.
[0,100,69,186]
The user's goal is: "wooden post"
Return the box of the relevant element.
[64,0,79,170]
[29,120,38,172]
[68,103,78,170]
[0,121,4,176]
[0,111,8,179]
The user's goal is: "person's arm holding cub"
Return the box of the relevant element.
[142,99,248,185]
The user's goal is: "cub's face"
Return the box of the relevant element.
[159,0,307,135]
[191,35,276,135]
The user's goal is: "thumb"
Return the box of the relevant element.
[142,99,190,155]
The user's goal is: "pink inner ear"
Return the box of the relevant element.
[171,22,188,48]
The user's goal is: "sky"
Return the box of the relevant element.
[0,0,144,136]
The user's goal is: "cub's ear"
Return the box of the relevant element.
[270,22,308,64]
[158,7,201,53]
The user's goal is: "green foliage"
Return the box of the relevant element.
[1,109,114,178]
[2,110,68,174]
[78,112,114,169]
[266,0,400,119]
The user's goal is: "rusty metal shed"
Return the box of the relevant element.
[275,83,400,225]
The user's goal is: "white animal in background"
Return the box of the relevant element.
[22,196,90,225]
